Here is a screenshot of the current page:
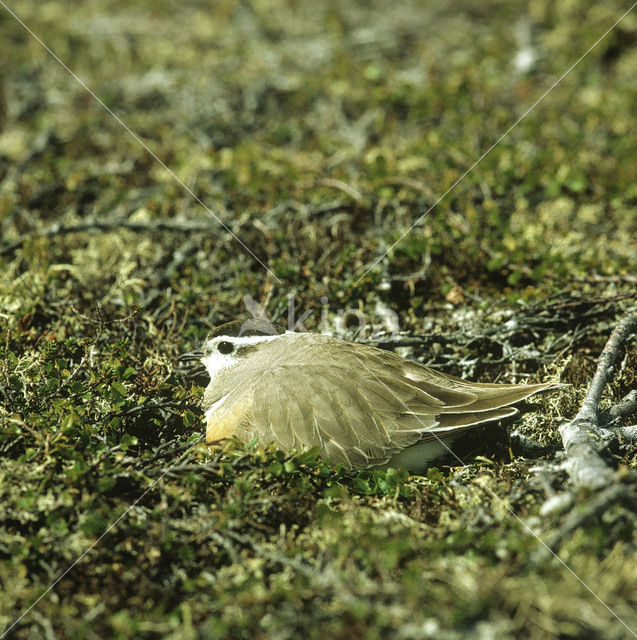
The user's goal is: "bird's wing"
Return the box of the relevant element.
[249,362,448,468]
[331,339,557,414]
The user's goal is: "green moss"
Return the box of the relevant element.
[1,0,636,637]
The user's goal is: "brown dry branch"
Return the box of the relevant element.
[0,218,219,256]
[542,478,637,552]
[602,389,637,423]
[1,199,354,257]
[559,312,637,491]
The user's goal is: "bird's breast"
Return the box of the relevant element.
[205,393,252,444]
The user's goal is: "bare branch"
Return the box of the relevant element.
[559,313,637,490]
[1,218,219,256]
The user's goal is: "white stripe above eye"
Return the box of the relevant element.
[216,333,285,347]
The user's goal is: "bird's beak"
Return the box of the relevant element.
[179,348,204,362]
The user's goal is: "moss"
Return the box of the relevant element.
[1,0,636,637]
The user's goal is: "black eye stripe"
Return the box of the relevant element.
[217,341,234,355]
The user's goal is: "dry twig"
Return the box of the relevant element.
[559,313,637,490]
[0,219,219,256]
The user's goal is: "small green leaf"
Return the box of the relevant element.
[183,410,196,428]
[268,461,283,476]
[97,476,116,493]
[294,447,320,465]
[111,381,127,399]
[120,434,138,452]
[352,477,372,494]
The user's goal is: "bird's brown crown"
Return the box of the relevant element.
[208,319,282,340]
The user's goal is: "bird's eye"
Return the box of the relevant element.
[217,341,234,355]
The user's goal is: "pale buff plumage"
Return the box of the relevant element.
[201,320,561,472]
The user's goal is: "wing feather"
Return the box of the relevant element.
[251,365,413,466]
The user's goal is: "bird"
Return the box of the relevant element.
[199,318,561,473]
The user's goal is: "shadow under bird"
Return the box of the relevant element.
[199,319,561,472]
